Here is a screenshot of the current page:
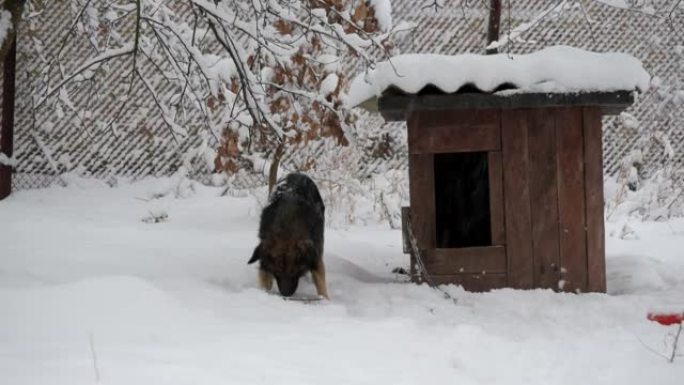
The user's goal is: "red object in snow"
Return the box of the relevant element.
[647,312,684,326]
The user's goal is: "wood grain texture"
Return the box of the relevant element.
[401,207,411,254]
[423,246,506,275]
[583,106,607,293]
[527,108,561,289]
[420,273,508,292]
[502,109,534,288]
[408,109,501,154]
[379,91,634,122]
[408,153,436,250]
[556,107,588,292]
[407,109,435,277]
[488,151,506,245]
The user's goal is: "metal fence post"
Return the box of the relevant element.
[486,0,501,54]
[0,34,17,200]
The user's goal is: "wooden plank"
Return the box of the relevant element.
[411,107,499,127]
[407,111,436,276]
[422,246,506,275]
[401,207,411,254]
[488,152,505,245]
[419,273,508,292]
[583,106,607,293]
[502,109,534,289]
[527,108,561,290]
[556,107,588,292]
[378,91,634,122]
[408,153,435,250]
[408,109,501,154]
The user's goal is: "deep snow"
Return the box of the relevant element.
[1,178,682,384]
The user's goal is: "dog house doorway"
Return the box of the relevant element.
[434,152,491,249]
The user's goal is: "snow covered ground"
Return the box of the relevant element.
[1,177,682,384]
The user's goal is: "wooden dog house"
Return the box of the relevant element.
[348,47,648,293]
[388,91,635,293]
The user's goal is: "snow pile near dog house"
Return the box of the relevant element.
[345,45,651,108]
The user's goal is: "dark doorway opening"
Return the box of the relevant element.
[434,152,491,248]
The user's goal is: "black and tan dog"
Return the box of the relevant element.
[248,172,329,299]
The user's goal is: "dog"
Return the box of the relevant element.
[248,172,328,299]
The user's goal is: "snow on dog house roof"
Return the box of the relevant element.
[346,46,651,121]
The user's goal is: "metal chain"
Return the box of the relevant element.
[406,212,457,303]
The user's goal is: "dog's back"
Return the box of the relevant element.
[259,173,324,253]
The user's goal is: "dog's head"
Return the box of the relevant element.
[248,239,318,297]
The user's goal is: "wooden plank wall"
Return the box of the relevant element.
[502,109,535,289]
[408,110,506,291]
[556,108,588,292]
[583,106,607,292]
[527,109,561,289]
[408,109,501,154]
[488,152,506,246]
[501,106,604,292]
[407,112,435,278]
[423,247,506,274]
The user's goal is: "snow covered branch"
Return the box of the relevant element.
[26,0,398,183]
[0,0,24,62]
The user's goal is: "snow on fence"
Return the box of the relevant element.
[2,0,683,192]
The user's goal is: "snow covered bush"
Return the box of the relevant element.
[243,139,408,229]
[606,161,684,221]
[606,108,684,220]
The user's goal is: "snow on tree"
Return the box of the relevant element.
[0,0,23,61]
[23,0,405,192]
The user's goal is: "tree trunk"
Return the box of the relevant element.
[486,0,502,54]
[0,33,16,200]
[0,1,24,63]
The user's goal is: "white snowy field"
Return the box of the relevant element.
[1,177,683,385]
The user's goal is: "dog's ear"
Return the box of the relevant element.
[248,244,262,264]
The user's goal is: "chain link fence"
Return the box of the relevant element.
[360,0,683,179]
[2,0,682,191]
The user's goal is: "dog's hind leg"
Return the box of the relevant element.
[311,261,329,299]
[258,269,274,292]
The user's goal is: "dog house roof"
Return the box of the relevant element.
[346,46,650,121]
